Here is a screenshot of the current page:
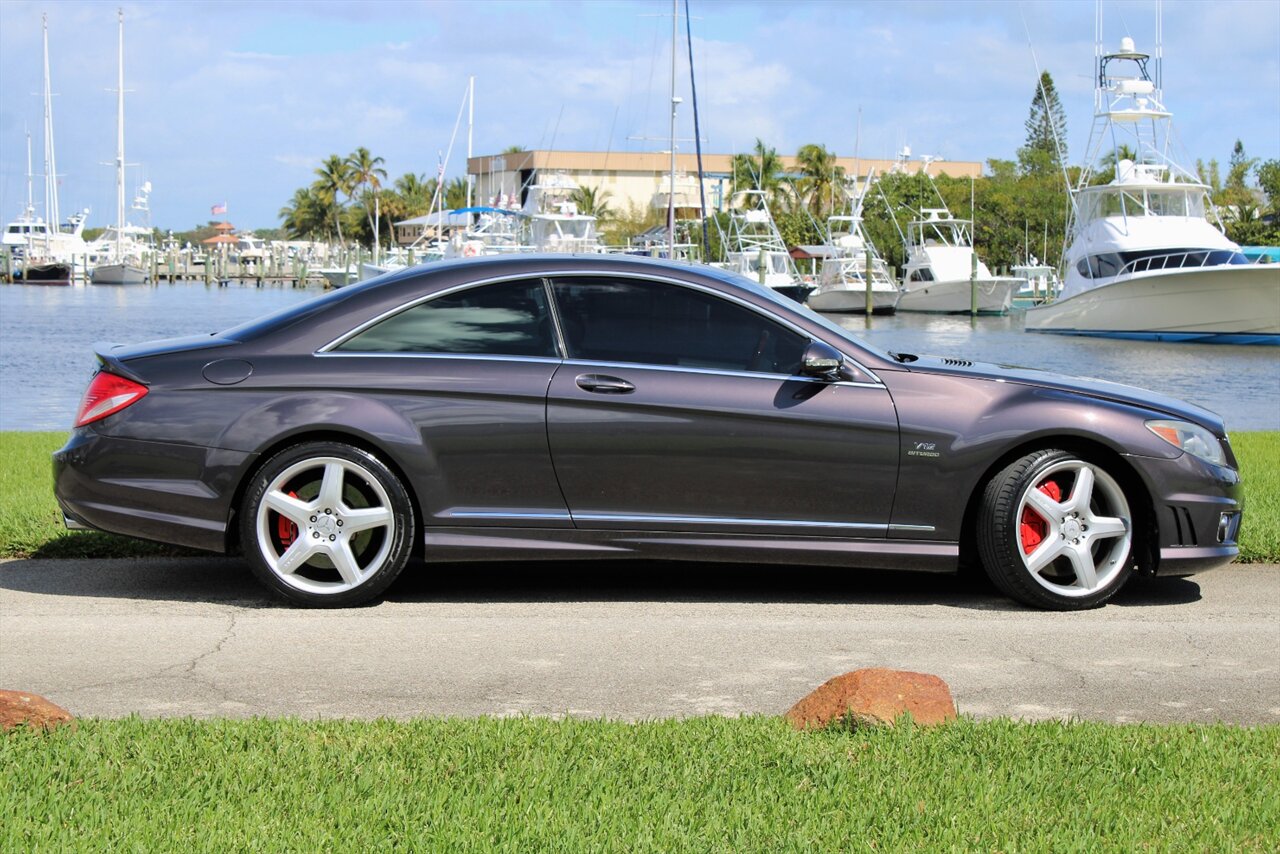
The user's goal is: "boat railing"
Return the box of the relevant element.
[1119,248,1250,276]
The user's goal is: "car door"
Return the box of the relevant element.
[323,276,570,527]
[545,275,900,537]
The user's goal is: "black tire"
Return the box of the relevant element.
[977,448,1137,610]
[239,441,415,607]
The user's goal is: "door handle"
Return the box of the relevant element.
[575,373,635,394]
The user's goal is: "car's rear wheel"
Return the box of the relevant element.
[978,449,1135,610]
[240,441,414,607]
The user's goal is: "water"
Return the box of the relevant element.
[1,282,1277,431]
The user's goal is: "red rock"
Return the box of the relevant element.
[0,690,76,733]
[785,668,956,730]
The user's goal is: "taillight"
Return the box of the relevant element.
[75,371,149,427]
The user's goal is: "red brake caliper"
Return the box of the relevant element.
[1019,480,1061,555]
[277,491,299,546]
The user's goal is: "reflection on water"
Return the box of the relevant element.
[1,281,1277,431]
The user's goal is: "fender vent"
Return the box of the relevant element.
[942,358,973,367]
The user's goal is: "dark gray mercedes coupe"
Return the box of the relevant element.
[54,254,1243,609]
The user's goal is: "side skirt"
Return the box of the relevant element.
[423,527,959,573]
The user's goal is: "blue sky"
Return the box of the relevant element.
[0,0,1276,231]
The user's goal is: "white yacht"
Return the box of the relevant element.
[91,9,148,286]
[523,173,605,254]
[721,190,812,303]
[1011,258,1062,308]
[808,174,900,313]
[1024,36,1278,344]
[898,208,1017,314]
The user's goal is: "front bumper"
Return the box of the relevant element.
[1125,450,1243,576]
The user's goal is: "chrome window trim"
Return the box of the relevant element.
[317,274,558,355]
[316,268,883,385]
[315,352,563,365]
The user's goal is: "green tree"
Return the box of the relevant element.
[1196,159,1222,196]
[313,154,354,245]
[278,186,327,240]
[443,177,469,210]
[346,147,388,248]
[1256,159,1280,216]
[731,139,784,203]
[570,185,614,222]
[501,145,528,154]
[793,143,846,218]
[1018,71,1067,176]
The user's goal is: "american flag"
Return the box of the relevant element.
[211,202,227,216]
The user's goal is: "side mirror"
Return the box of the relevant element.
[800,340,844,380]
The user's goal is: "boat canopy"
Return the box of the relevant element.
[1076,183,1209,226]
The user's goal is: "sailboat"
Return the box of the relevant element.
[91,8,147,285]
[19,15,90,285]
[1024,23,1279,343]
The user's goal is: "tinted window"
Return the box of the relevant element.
[337,279,557,357]
[551,277,807,375]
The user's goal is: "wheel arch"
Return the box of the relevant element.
[224,427,426,560]
[958,433,1158,577]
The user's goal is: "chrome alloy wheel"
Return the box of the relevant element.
[1015,460,1132,598]
[255,456,396,595]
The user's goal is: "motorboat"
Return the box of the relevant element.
[898,208,1017,314]
[91,10,148,286]
[1024,34,1279,344]
[721,190,812,303]
[808,173,900,313]
[523,173,606,254]
[1011,258,1062,308]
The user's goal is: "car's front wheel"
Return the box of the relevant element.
[240,441,414,607]
[978,449,1136,610]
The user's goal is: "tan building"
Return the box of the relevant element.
[467,150,983,217]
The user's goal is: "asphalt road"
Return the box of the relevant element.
[2,557,1277,724]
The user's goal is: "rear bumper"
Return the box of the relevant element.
[53,428,251,553]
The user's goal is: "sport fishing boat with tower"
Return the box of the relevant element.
[896,206,1017,314]
[807,173,900,313]
[1024,20,1279,344]
[720,190,812,303]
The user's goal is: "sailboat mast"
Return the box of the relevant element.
[466,75,474,213]
[26,130,34,217]
[115,7,126,260]
[667,0,677,257]
[41,13,59,233]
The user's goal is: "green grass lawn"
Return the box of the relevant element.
[2,716,1276,851]
[2,430,1277,561]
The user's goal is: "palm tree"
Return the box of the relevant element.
[794,143,846,218]
[443,177,469,211]
[394,172,433,215]
[278,186,326,240]
[570,185,614,222]
[731,139,784,205]
[346,147,388,249]
[313,154,354,245]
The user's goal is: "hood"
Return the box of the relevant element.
[904,354,1226,435]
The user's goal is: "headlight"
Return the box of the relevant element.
[1146,419,1226,466]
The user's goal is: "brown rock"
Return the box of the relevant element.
[0,689,76,733]
[785,668,956,730]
